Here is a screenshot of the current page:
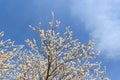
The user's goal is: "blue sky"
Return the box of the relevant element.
[0,0,120,79]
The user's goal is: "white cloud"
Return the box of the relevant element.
[70,0,120,58]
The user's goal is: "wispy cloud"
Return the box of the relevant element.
[70,0,120,58]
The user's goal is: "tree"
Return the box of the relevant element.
[0,31,23,79]
[0,12,109,80]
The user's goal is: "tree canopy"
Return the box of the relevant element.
[0,12,109,80]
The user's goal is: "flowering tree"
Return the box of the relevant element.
[0,12,109,80]
[0,32,23,79]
